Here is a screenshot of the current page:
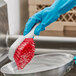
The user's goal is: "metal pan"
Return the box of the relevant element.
[1,53,74,76]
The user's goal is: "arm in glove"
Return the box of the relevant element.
[24,0,76,35]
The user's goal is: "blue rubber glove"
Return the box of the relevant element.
[74,56,76,64]
[24,0,76,35]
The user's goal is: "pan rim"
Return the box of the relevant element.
[1,53,74,75]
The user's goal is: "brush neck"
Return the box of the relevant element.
[24,24,39,38]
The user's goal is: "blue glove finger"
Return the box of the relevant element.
[74,56,76,60]
[34,23,45,35]
[24,18,36,35]
[74,56,76,64]
[23,12,42,36]
[34,8,60,35]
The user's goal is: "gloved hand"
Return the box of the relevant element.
[74,56,76,64]
[24,0,76,35]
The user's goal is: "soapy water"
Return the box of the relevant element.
[1,53,73,74]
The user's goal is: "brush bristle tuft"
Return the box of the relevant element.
[14,38,35,70]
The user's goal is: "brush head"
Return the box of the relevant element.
[14,38,35,70]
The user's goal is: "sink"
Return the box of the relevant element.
[64,65,76,76]
[0,48,10,76]
[0,36,76,76]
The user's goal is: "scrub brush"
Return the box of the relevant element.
[8,24,38,70]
